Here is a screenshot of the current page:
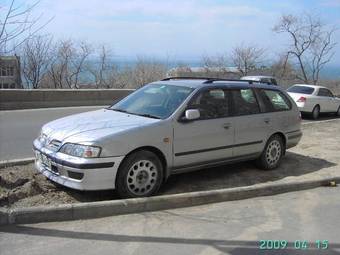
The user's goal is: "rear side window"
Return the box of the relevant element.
[231,89,260,116]
[188,89,229,119]
[287,85,314,94]
[258,89,292,112]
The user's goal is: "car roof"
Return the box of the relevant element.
[291,84,327,90]
[150,78,281,90]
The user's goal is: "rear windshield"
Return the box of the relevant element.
[287,86,314,94]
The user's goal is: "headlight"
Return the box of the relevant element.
[59,143,101,158]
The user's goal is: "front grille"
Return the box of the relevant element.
[47,140,62,151]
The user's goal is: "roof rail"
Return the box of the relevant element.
[162,77,258,84]
[161,77,213,81]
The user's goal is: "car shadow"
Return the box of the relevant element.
[302,112,339,121]
[63,151,336,202]
[159,151,337,195]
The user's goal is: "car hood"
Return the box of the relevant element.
[42,109,159,142]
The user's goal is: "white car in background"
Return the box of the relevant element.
[287,84,340,119]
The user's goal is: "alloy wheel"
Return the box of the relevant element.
[265,140,282,167]
[126,160,158,196]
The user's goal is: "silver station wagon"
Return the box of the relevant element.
[33,77,302,198]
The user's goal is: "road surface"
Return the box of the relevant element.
[0,186,339,255]
[0,106,338,161]
[0,106,105,161]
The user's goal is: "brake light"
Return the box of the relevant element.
[297,96,306,103]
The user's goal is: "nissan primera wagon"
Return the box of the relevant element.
[33,77,302,198]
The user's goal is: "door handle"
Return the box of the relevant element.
[223,123,231,129]
[264,118,270,124]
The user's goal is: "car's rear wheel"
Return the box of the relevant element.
[256,134,284,170]
[116,150,163,198]
[336,106,340,116]
[311,105,320,120]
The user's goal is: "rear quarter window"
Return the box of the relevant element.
[258,89,292,112]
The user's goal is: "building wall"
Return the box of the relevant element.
[0,56,22,89]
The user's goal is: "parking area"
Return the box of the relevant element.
[0,118,339,208]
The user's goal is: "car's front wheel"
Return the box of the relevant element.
[256,134,284,170]
[116,150,163,198]
[336,106,340,116]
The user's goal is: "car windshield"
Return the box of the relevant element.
[109,84,194,119]
[287,85,315,94]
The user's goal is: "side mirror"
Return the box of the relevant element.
[180,109,200,122]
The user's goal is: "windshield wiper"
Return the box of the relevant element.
[107,108,130,113]
[134,113,161,119]
[107,108,160,119]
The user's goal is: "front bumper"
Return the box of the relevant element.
[33,139,124,190]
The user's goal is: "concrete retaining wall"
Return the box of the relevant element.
[0,89,134,110]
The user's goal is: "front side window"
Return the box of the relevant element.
[231,89,260,116]
[110,84,194,119]
[259,89,291,112]
[188,88,229,119]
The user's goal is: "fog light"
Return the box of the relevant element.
[68,171,84,180]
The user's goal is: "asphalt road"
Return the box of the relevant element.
[0,106,338,161]
[1,187,339,255]
[0,106,105,161]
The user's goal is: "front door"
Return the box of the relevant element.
[173,88,234,168]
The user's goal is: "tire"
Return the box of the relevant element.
[311,105,320,120]
[115,150,163,198]
[336,106,340,117]
[256,134,284,170]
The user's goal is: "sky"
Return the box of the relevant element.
[3,0,340,65]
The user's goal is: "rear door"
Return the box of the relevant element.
[256,88,297,140]
[317,88,333,112]
[321,88,338,112]
[173,88,234,168]
[230,88,268,157]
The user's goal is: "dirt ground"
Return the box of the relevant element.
[1,118,339,209]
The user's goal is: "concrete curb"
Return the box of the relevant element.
[0,176,339,225]
[0,158,34,168]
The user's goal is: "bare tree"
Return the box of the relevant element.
[0,0,52,54]
[202,54,228,69]
[86,45,117,88]
[273,13,336,84]
[47,40,91,88]
[21,35,52,88]
[310,29,336,84]
[231,44,265,76]
[132,57,167,88]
